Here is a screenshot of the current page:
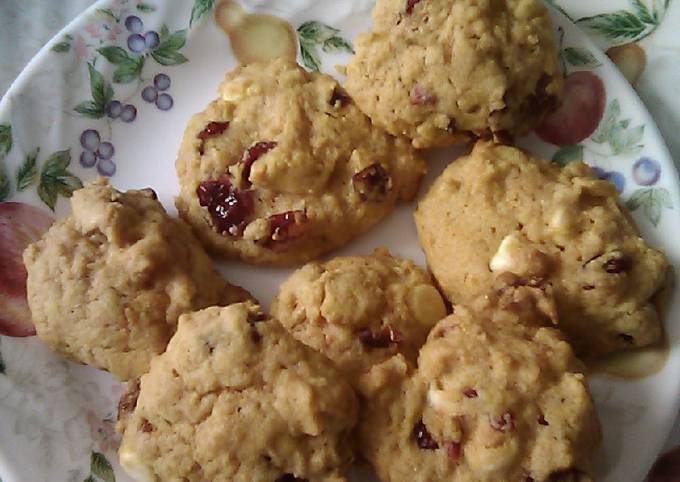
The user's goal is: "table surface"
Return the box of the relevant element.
[1,0,679,479]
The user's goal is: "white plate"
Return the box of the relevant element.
[0,1,678,481]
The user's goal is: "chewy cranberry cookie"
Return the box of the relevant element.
[358,287,601,482]
[175,59,425,265]
[415,141,670,356]
[117,302,358,482]
[345,0,563,148]
[23,178,250,380]
[271,248,447,385]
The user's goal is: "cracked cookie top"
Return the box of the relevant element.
[176,59,425,266]
[117,302,358,482]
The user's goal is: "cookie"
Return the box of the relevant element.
[415,141,670,356]
[117,302,358,482]
[358,288,601,482]
[23,178,250,380]
[271,248,447,384]
[175,58,426,266]
[345,0,563,148]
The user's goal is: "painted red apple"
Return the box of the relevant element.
[0,202,54,336]
[647,445,680,482]
[535,71,606,146]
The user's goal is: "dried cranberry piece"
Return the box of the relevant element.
[139,418,154,433]
[413,420,439,449]
[490,411,514,433]
[118,379,141,421]
[410,84,436,105]
[358,325,403,348]
[444,440,462,462]
[537,414,549,426]
[197,121,230,155]
[405,0,423,15]
[265,210,309,251]
[352,163,392,201]
[241,141,277,187]
[248,311,267,343]
[603,256,632,274]
[463,388,478,398]
[275,474,307,482]
[330,87,351,107]
[196,176,254,236]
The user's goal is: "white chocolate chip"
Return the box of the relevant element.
[119,443,155,482]
[489,233,549,277]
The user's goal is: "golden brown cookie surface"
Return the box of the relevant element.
[271,248,447,385]
[415,141,670,356]
[345,0,563,148]
[358,289,601,482]
[117,302,358,482]
[176,59,425,265]
[23,178,249,380]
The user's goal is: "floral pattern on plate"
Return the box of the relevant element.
[0,1,678,482]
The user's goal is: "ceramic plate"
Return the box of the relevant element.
[0,1,678,481]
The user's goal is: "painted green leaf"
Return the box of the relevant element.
[657,187,673,208]
[576,11,649,42]
[52,40,71,53]
[98,46,131,65]
[151,30,188,65]
[298,21,339,43]
[38,149,83,211]
[0,163,9,202]
[83,476,97,482]
[625,187,672,226]
[190,0,216,27]
[42,149,71,176]
[74,101,105,118]
[91,452,115,482]
[160,24,170,39]
[299,39,321,71]
[322,36,354,54]
[552,144,584,165]
[97,8,118,22]
[563,47,601,67]
[16,149,39,191]
[136,2,156,12]
[544,0,576,22]
[38,182,58,211]
[87,63,114,109]
[631,0,656,24]
[113,56,145,83]
[591,99,621,144]
[625,187,651,210]
[0,123,11,157]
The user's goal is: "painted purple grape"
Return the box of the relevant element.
[97,159,117,177]
[120,104,137,123]
[592,166,625,193]
[141,86,158,103]
[80,129,100,151]
[127,34,146,53]
[606,171,625,193]
[98,142,115,160]
[80,150,97,168]
[153,73,171,91]
[592,166,606,178]
[105,100,123,119]
[632,157,661,186]
[155,93,173,111]
[125,15,144,34]
[144,31,160,49]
